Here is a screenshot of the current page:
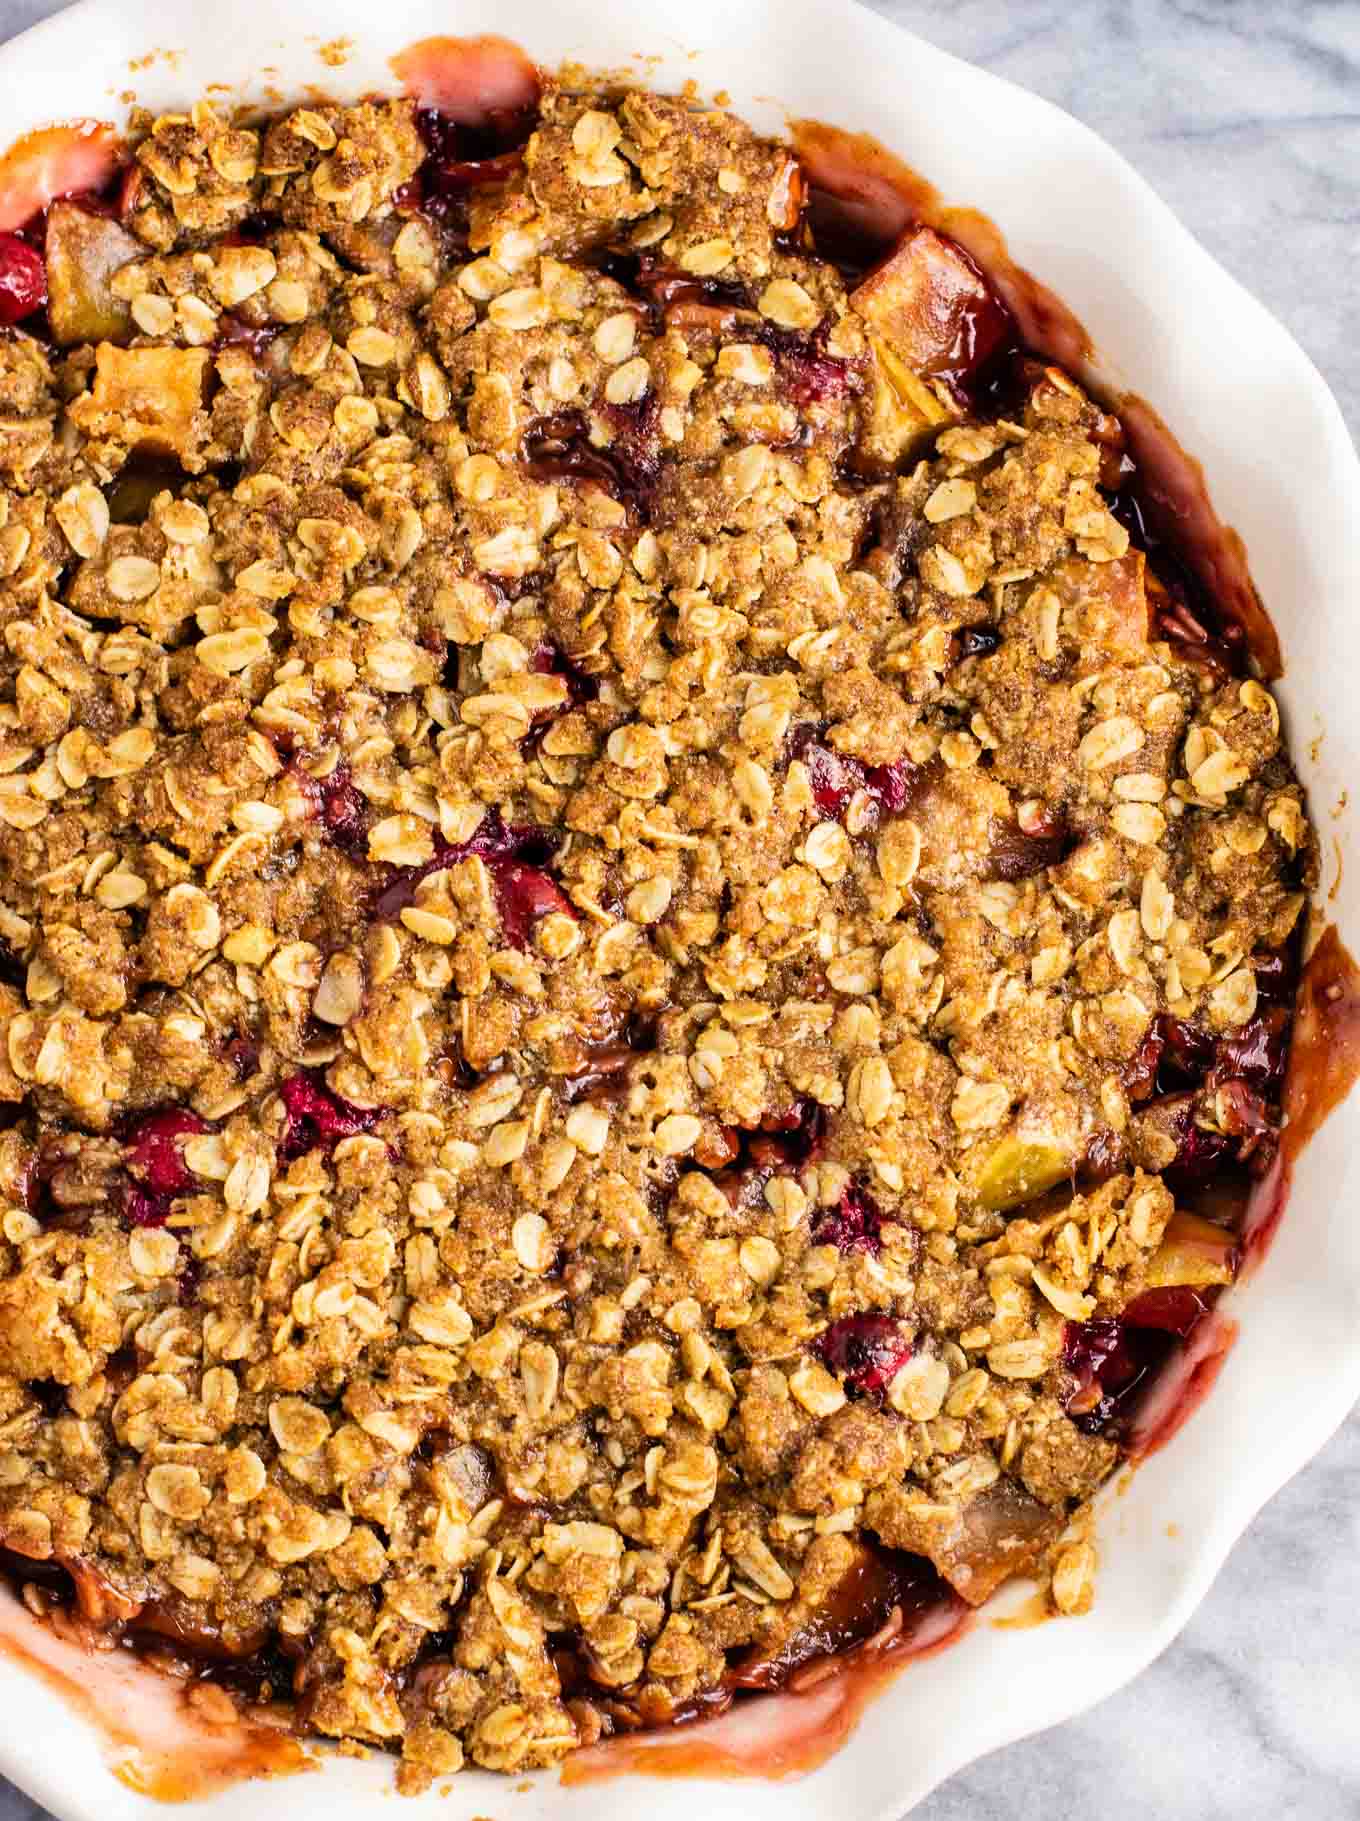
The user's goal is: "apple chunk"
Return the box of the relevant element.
[1144,1209,1238,1290]
[1046,550,1149,659]
[44,202,142,346]
[851,224,1008,384]
[972,1127,1074,1212]
[858,335,956,468]
[70,344,209,458]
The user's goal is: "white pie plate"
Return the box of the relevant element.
[0,0,1357,1815]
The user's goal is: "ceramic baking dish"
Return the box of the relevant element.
[0,0,1356,1814]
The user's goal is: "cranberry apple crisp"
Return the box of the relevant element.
[0,64,1314,1789]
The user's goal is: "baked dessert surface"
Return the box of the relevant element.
[0,74,1312,1789]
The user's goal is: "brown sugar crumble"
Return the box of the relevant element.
[0,64,1317,1793]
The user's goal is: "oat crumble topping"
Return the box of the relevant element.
[0,70,1316,1790]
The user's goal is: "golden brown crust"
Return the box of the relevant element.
[0,78,1313,1790]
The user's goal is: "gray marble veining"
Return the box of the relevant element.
[0,3,1355,1818]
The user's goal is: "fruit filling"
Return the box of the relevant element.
[0,56,1319,1793]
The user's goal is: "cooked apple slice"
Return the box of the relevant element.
[857,335,956,468]
[45,202,141,346]
[70,344,209,458]
[973,1128,1073,1212]
[1046,550,1149,660]
[871,1476,1059,1608]
[1144,1208,1238,1289]
[851,224,1008,385]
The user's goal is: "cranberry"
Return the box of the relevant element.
[1108,488,1244,678]
[222,1033,260,1082]
[491,859,575,949]
[1160,1094,1235,1184]
[758,1096,827,1168]
[1063,1288,1213,1435]
[1159,1017,1218,1088]
[124,1107,210,1200]
[814,1313,913,1398]
[277,1071,379,1159]
[522,400,662,519]
[214,313,282,359]
[785,724,921,828]
[0,232,47,325]
[811,1179,884,1256]
[1081,1126,1124,1182]
[413,103,535,164]
[293,759,369,858]
[372,810,572,951]
[1252,946,1298,1005]
[530,639,599,711]
[709,1100,827,1208]
[1123,1286,1212,1337]
[604,251,751,326]
[791,731,863,819]
[753,317,862,408]
[1122,1014,1217,1101]
[1217,1007,1290,1095]
[397,104,533,233]
[119,1106,211,1227]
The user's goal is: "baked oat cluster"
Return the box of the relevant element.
[0,71,1315,1789]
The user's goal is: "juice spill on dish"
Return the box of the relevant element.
[0,122,121,233]
[561,1593,968,1785]
[389,34,542,122]
[1240,924,1360,1264]
[0,1587,311,1800]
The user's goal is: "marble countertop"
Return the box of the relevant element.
[0,1,1355,1817]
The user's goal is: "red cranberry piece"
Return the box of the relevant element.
[811,1180,884,1256]
[371,810,571,950]
[488,859,574,950]
[785,724,918,827]
[1159,1094,1235,1184]
[530,639,599,711]
[0,232,47,325]
[277,1072,378,1160]
[1217,1008,1290,1095]
[427,148,524,194]
[317,765,369,858]
[522,399,662,520]
[1081,1126,1124,1181]
[124,1107,210,1199]
[214,313,282,359]
[222,1033,260,1082]
[1251,946,1298,1005]
[755,318,862,409]
[814,1314,913,1398]
[758,1096,827,1167]
[862,757,921,817]
[1122,1020,1166,1103]
[798,738,864,819]
[1062,1288,1213,1434]
[293,759,369,858]
[1159,1016,1218,1088]
[124,1187,167,1228]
